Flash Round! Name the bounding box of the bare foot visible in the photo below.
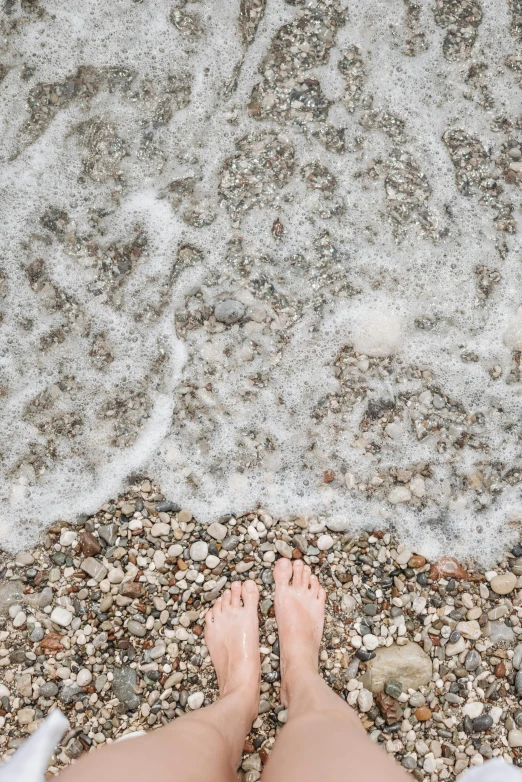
[205,580,260,717]
[273,558,326,706]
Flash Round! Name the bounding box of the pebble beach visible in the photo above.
[4,0,522,777]
[3,481,522,778]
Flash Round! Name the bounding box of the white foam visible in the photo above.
[1,0,522,563]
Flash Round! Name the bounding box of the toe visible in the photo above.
[205,608,214,624]
[213,596,222,615]
[242,579,259,609]
[274,556,292,587]
[222,589,231,609]
[310,574,320,597]
[302,564,311,588]
[318,585,326,602]
[231,580,242,608]
[292,559,304,586]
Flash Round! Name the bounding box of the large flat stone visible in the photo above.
[362,642,433,693]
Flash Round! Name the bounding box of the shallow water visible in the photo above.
[1,0,522,561]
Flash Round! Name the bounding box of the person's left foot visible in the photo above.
[205,580,260,717]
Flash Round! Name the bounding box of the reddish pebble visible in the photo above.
[408,555,426,568]
[323,470,335,483]
[193,625,203,636]
[495,662,506,678]
[292,548,303,559]
[429,556,468,580]
[415,706,432,721]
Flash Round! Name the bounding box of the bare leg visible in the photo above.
[59,580,260,782]
[262,559,409,782]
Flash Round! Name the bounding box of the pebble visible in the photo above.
[50,607,73,627]
[112,667,140,710]
[81,558,107,582]
[187,691,205,710]
[472,715,493,732]
[508,730,522,748]
[190,541,209,561]
[317,534,334,551]
[388,487,411,504]
[357,688,374,712]
[214,299,245,324]
[128,620,146,638]
[15,552,34,567]
[513,644,522,670]
[275,540,293,558]
[363,642,432,693]
[207,522,227,540]
[384,679,403,699]
[76,669,92,686]
[490,572,517,595]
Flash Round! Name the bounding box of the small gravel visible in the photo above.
[2,480,522,779]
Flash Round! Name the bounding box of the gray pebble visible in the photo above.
[214,299,245,324]
[222,536,239,551]
[464,650,481,671]
[30,627,45,643]
[39,682,58,698]
[472,715,493,732]
[128,620,146,638]
[156,501,181,513]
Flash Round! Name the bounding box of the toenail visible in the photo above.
[245,580,256,592]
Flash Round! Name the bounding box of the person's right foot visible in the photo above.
[273,558,326,706]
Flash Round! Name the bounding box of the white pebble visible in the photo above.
[187,692,204,710]
[317,534,334,551]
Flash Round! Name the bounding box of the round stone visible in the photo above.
[207,523,227,540]
[190,541,208,562]
[317,534,334,551]
[13,611,27,628]
[30,626,45,643]
[214,299,245,324]
[363,634,379,651]
[128,620,146,638]
[490,572,517,595]
[76,669,92,687]
[187,691,204,710]
[472,715,493,732]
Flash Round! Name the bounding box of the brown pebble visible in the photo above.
[429,557,468,580]
[415,706,432,721]
[408,555,426,568]
[193,625,203,636]
[79,530,101,557]
[243,740,254,753]
[259,750,269,765]
[495,662,506,678]
[323,470,335,483]
[39,632,65,652]
[292,548,303,559]
[177,559,188,571]
[120,582,143,598]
